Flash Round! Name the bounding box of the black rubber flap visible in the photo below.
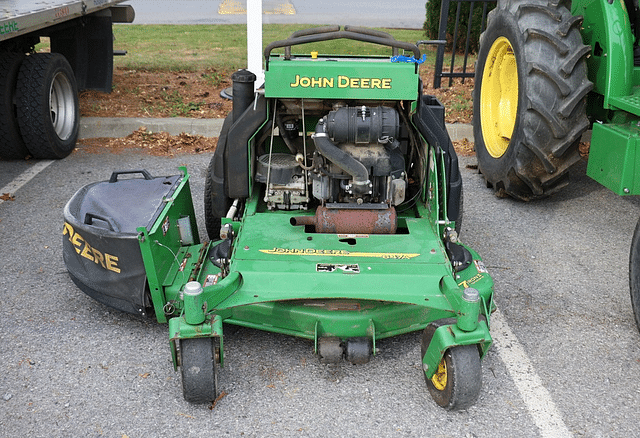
[63,172,181,316]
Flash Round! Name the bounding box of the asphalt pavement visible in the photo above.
[123,0,425,28]
[2,131,640,436]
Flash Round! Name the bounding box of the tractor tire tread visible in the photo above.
[473,0,592,201]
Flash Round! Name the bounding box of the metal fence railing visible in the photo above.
[433,0,495,89]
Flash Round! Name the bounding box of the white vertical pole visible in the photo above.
[247,0,264,90]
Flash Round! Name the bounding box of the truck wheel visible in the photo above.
[629,216,640,332]
[0,53,28,159]
[421,319,482,410]
[180,337,219,403]
[473,0,592,200]
[16,53,79,159]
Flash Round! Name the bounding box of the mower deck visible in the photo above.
[133,174,493,378]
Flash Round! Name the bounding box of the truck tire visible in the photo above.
[16,53,79,159]
[0,53,28,159]
[473,0,592,200]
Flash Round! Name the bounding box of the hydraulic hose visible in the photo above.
[312,119,370,195]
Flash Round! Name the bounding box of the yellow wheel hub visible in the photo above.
[480,36,518,159]
[431,357,448,391]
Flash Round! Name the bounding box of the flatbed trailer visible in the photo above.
[0,0,134,160]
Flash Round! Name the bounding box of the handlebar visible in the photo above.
[264,25,422,69]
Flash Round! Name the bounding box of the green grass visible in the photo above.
[109,24,432,72]
[35,24,473,75]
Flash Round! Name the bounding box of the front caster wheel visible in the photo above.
[421,321,482,410]
[180,337,219,403]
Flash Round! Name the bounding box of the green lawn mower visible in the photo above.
[63,26,494,410]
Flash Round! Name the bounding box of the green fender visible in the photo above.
[573,0,634,104]
[422,321,492,379]
[169,315,224,371]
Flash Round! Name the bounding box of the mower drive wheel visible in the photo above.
[629,216,640,332]
[473,0,592,200]
[180,337,219,404]
[421,320,482,410]
[204,116,233,240]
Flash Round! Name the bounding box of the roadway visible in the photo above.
[122,0,425,28]
[1,145,639,436]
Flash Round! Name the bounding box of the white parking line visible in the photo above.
[0,160,54,205]
[491,308,572,437]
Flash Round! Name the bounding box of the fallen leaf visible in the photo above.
[209,391,228,409]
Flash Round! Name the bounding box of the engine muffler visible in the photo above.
[290,206,397,234]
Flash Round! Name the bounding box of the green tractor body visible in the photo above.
[472,1,640,328]
[65,26,494,409]
[577,0,640,196]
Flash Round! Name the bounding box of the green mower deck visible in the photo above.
[137,165,493,410]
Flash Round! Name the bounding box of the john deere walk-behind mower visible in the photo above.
[63,26,494,410]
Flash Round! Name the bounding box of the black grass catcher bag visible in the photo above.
[63,170,182,317]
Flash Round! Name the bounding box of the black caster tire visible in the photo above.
[180,337,219,403]
[421,320,482,410]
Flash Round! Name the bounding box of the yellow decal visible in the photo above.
[458,273,484,288]
[259,247,419,260]
[63,222,121,273]
[290,74,391,89]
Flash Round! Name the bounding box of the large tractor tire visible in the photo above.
[473,0,593,200]
[16,53,79,159]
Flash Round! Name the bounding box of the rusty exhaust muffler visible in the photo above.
[290,206,397,234]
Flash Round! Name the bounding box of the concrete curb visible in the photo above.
[79,117,226,139]
[80,117,476,143]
